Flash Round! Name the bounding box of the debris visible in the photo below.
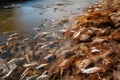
[36,75,48,80]
[4,4,21,9]
[44,54,56,62]
[23,63,38,68]
[91,49,101,53]
[76,59,92,69]
[26,75,38,80]
[36,64,48,70]
[81,67,101,74]
[0,0,120,80]
[59,29,67,33]
[80,34,91,42]
[2,68,15,79]
[33,27,41,32]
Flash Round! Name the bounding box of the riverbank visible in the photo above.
[0,0,120,80]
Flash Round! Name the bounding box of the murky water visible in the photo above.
[0,0,96,34]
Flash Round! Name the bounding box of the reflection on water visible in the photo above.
[0,9,17,32]
[0,0,96,34]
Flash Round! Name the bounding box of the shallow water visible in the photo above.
[0,0,96,34]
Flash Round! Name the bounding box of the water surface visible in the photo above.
[0,0,96,34]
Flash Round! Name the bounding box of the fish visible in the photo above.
[81,67,101,74]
